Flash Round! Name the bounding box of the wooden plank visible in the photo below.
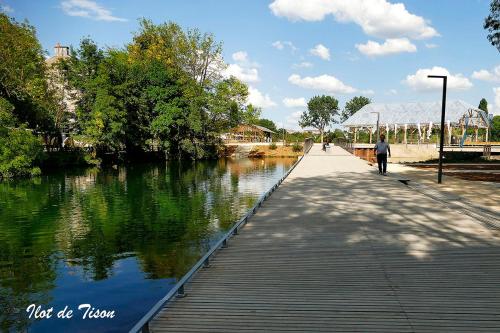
[148,145,500,332]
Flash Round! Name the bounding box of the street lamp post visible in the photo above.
[428,75,447,184]
[370,112,380,143]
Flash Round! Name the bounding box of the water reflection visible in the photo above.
[0,158,296,332]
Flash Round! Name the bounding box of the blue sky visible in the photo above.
[3,0,500,128]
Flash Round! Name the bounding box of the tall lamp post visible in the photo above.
[428,75,447,184]
[370,112,380,143]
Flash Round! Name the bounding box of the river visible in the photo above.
[0,157,296,332]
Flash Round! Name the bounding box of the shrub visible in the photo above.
[292,143,303,152]
[0,127,44,179]
[269,142,278,150]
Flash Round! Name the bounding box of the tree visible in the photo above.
[0,14,58,132]
[0,14,59,177]
[341,96,371,122]
[485,0,500,52]
[242,104,261,126]
[491,115,500,141]
[257,119,277,132]
[299,95,339,143]
[479,98,488,112]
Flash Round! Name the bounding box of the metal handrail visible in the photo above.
[333,138,354,153]
[129,139,311,333]
[303,137,314,154]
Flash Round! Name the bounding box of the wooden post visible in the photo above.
[369,129,372,144]
[486,127,489,143]
[354,128,357,143]
[404,125,407,144]
[475,127,478,143]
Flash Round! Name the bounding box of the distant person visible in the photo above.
[322,140,330,151]
[374,134,391,175]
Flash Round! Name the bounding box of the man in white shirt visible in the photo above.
[373,134,391,175]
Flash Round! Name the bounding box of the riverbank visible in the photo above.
[223,144,304,158]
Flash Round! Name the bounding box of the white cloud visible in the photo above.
[356,38,416,57]
[472,66,500,82]
[386,89,398,95]
[248,87,277,108]
[224,64,259,83]
[272,40,297,52]
[224,51,260,83]
[288,74,356,94]
[232,51,248,62]
[0,3,13,13]
[285,111,303,130]
[494,87,500,115]
[61,0,126,21]
[283,97,307,108]
[361,89,375,95]
[425,43,439,49]
[309,44,331,60]
[269,0,438,40]
[404,66,473,92]
[292,62,313,69]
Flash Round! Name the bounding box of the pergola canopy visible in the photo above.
[342,100,490,129]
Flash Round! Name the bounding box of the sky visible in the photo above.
[2,0,500,129]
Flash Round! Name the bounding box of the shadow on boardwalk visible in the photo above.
[151,146,500,333]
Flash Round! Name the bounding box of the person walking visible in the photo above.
[374,134,391,175]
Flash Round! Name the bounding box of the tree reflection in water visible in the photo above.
[0,157,295,332]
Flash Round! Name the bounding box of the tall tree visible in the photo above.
[341,96,371,122]
[478,98,488,112]
[0,13,58,132]
[491,115,500,141]
[300,95,339,143]
[0,14,54,178]
[257,119,277,132]
[485,0,500,52]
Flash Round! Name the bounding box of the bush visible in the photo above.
[269,142,278,150]
[0,127,44,179]
[292,143,303,152]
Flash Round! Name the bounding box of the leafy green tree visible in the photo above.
[57,20,253,161]
[0,127,43,178]
[0,14,59,177]
[242,104,261,125]
[0,14,57,132]
[491,115,500,141]
[341,96,371,122]
[257,119,277,132]
[300,95,339,143]
[485,0,500,52]
[208,77,249,130]
[479,98,488,112]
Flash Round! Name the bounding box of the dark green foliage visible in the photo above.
[341,96,371,122]
[0,14,58,178]
[300,95,339,142]
[269,142,278,150]
[292,142,303,152]
[258,118,277,132]
[485,0,500,52]
[491,115,500,141]
[479,98,488,112]
[58,20,251,160]
[0,127,43,178]
[1,15,257,178]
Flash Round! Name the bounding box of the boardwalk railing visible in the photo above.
[333,138,354,153]
[304,138,314,154]
[129,139,313,333]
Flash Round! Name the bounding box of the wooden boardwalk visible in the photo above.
[151,144,500,332]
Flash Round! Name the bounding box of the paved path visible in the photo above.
[151,144,500,332]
